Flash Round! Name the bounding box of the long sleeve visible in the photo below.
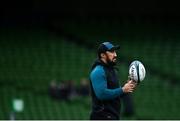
[90,65,124,100]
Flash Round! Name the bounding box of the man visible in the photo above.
[89,42,137,120]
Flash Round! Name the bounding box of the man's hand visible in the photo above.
[122,80,137,93]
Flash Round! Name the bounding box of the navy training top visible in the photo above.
[90,65,124,100]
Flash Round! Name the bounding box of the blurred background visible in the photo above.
[1,0,180,120]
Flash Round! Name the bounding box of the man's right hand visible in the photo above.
[122,80,137,93]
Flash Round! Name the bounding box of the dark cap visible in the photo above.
[97,42,120,57]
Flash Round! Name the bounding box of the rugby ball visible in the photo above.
[129,60,146,83]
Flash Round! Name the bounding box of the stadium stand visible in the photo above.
[0,18,180,119]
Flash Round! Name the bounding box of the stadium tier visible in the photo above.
[60,18,180,81]
[0,23,180,119]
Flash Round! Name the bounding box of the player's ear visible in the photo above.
[101,53,105,58]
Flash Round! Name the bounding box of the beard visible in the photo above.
[107,57,117,66]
